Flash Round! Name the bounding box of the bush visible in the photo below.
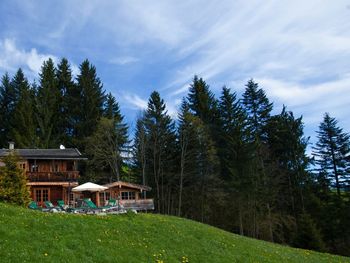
[0,152,30,206]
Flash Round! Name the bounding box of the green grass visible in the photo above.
[0,202,348,263]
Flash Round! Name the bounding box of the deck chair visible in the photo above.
[57,200,68,210]
[44,201,63,212]
[28,201,41,210]
[28,201,50,212]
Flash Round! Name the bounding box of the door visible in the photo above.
[34,188,50,206]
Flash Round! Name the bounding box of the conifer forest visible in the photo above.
[0,58,349,256]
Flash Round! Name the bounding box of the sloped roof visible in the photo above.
[104,181,151,191]
[0,148,86,160]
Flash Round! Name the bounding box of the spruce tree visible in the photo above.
[242,79,275,241]
[313,113,350,196]
[75,59,105,151]
[133,114,147,187]
[217,86,252,234]
[143,91,177,213]
[11,80,38,148]
[187,75,217,125]
[36,58,60,148]
[0,73,17,147]
[56,58,75,146]
[242,79,273,142]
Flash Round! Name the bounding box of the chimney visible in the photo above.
[9,141,14,150]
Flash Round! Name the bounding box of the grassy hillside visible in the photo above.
[0,203,348,263]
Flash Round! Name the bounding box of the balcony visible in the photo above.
[119,199,154,211]
[26,171,80,182]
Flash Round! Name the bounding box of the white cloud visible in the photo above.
[0,38,56,75]
[0,38,79,78]
[123,93,148,110]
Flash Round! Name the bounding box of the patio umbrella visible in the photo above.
[72,182,108,192]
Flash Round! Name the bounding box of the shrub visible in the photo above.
[0,152,30,206]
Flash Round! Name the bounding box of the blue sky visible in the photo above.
[0,0,349,148]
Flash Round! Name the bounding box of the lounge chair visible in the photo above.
[57,200,68,210]
[28,201,41,210]
[44,201,64,212]
[28,201,50,212]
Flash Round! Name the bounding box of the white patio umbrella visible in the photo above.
[72,182,108,192]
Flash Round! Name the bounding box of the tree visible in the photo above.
[242,79,273,142]
[11,80,38,148]
[36,58,60,148]
[143,91,177,213]
[0,152,30,206]
[133,114,147,187]
[242,79,275,241]
[0,72,17,147]
[187,75,218,126]
[57,58,75,146]
[313,113,350,196]
[75,59,105,150]
[217,86,252,234]
[85,117,125,183]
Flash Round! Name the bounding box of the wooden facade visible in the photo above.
[1,145,154,211]
[0,147,84,207]
[103,181,154,210]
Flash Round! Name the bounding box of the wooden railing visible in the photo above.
[120,199,154,211]
[26,171,80,182]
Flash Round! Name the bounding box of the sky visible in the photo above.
[0,0,349,149]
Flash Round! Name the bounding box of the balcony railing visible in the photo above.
[120,199,154,211]
[26,171,80,182]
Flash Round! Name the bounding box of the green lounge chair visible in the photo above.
[44,201,64,212]
[28,201,50,212]
[57,200,67,210]
[28,201,41,210]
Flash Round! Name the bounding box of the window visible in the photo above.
[34,188,50,203]
[19,163,26,170]
[121,191,136,200]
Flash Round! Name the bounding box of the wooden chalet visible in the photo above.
[103,181,154,210]
[0,143,86,206]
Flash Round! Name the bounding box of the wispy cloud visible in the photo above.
[1,0,349,135]
[122,93,148,110]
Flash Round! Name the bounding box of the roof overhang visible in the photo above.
[104,181,151,191]
[27,182,79,187]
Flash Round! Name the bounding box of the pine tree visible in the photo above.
[11,80,38,148]
[187,75,218,126]
[0,73,17,147]
[217,86,252,234]
[36,58,60,148]
[313,113,350,196]
[242,79,273,142]
[133,114,147,187]
[0,152,30,206]
[56,58,75,146]
[75,59,105,151]
[143,91,177,213]
[242,79,275,241]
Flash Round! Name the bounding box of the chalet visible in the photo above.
[0,142,154,211]
[103,181,154,210]
[0,142,85,206]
